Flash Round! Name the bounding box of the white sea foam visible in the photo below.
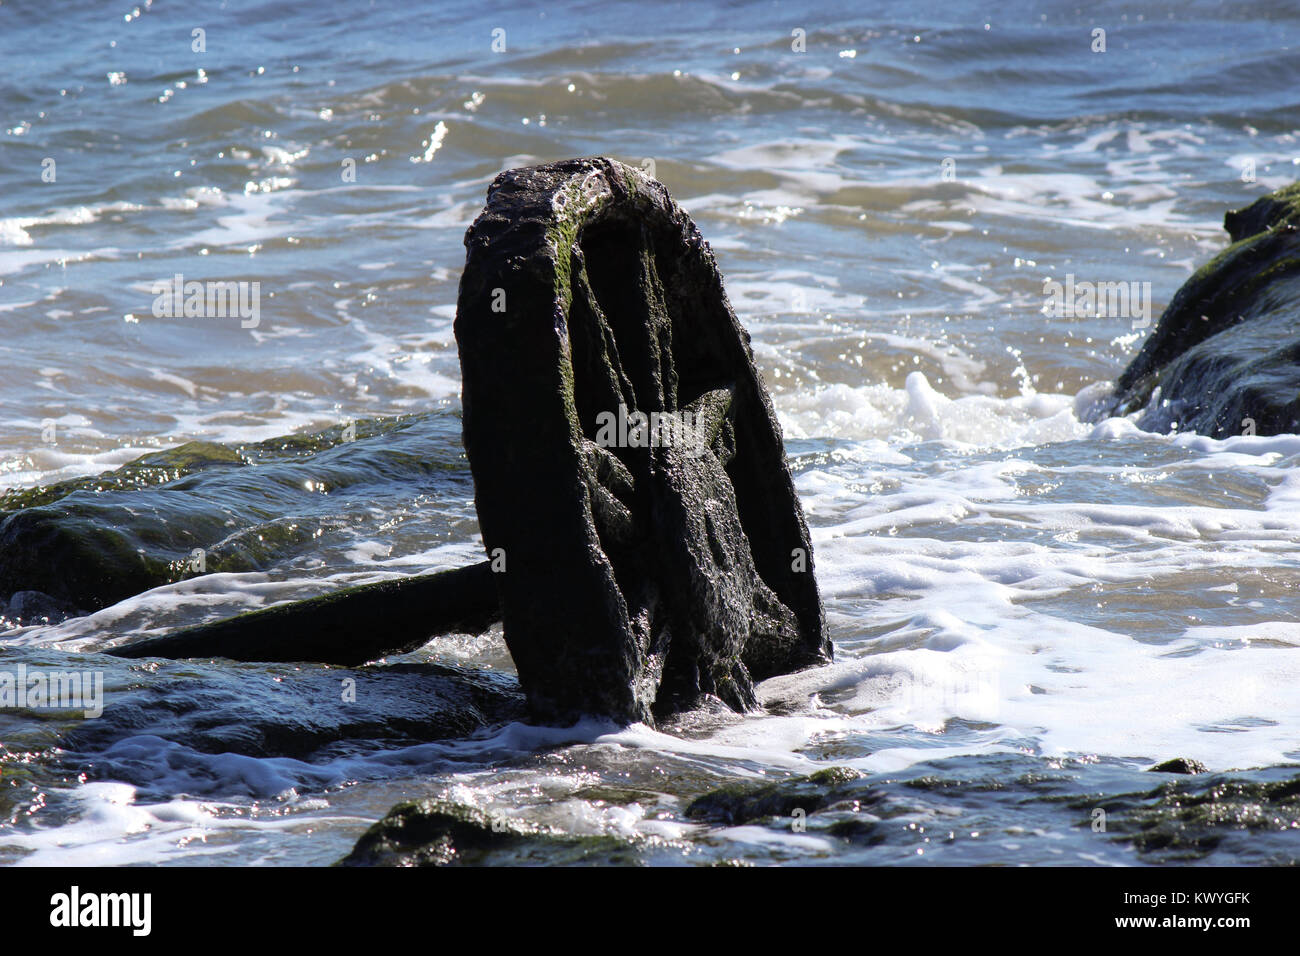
[776,371,1084,447]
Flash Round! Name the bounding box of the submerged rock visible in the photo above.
[0,414,469,613]
[1105,772,1300,862]
[686,766,866,825]
[1149,757,1209,775]
[0,590,83,628]
[1097,182,1300,436]
[60,660,524,768]
[108,562,499,666]
[455,158,829,725]
[339,798,638,866]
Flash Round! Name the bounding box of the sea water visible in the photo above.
[2,0,1299,865]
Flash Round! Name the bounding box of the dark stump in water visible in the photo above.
[1095,182,1300,436]
[91,157,828,726]
[454,158,828,724]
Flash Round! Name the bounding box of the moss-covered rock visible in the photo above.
[0,750,44,826]
[0,441,243,514]
[0,412,468,616]
[686,766,865,824]
[339,798,639,866]
[1119,774,1300,860]
[1098,182,1300,436]
[1059,767,1300,862]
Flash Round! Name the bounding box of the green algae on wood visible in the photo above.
[455,157,829,727]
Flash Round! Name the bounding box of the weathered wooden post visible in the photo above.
[454,158,828,724]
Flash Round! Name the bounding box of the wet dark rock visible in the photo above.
[686,766,865,825]
[0,753,46,827]
[0,414,469,614]
[339,798,638,866]
[60,660,524,768]
[1149,757,1209,775]
[679,765,898,855]
[1114,773,1300,861]
[0,440,243,513]
[1,590,83,628]
[1097,182,1300,436]
[1,441,258,612]
[1058,765,1300,863]
[108,561,499,666]
[824,816,885,845]
[455,157,829,725]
